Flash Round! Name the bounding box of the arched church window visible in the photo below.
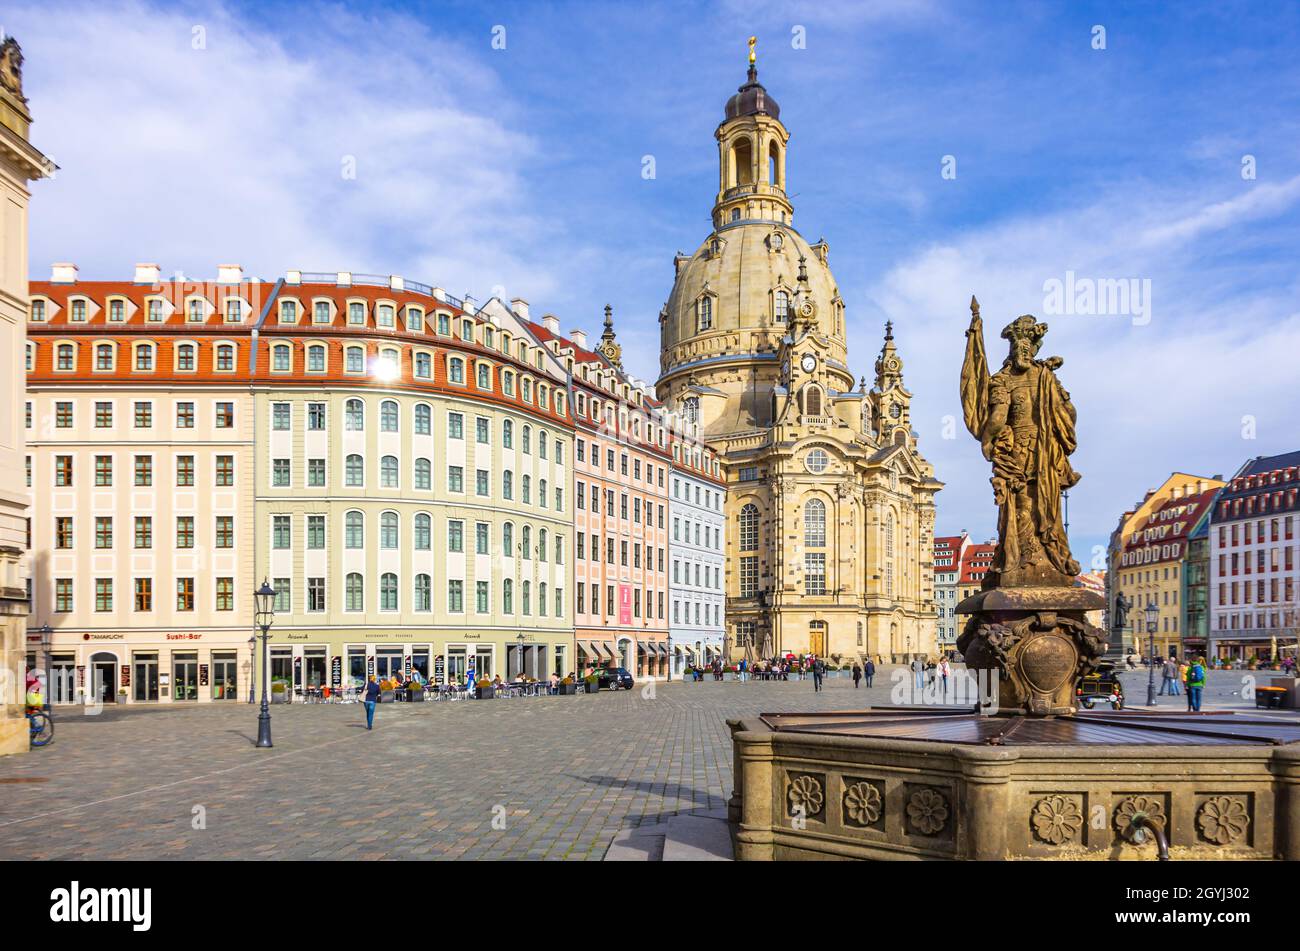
[805,448,829,474]
[684,397,699,425]
[730,209,741,222]
[803,385,822,417]
[697,297,713,332]
[739,503,759,551]
[774,290,789,322]
[804,498,826,547]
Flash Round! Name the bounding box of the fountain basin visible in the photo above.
[726,707,1300,860]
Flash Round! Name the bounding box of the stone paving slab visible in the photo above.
[0,668,1290,861]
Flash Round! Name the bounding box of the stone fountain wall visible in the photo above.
[727,718,1300,860]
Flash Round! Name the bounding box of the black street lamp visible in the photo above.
[515,632,526,679]
[1145,598,1159,707]
[38,624,52,712]
[254,579,276,748]
[247,635,256,704]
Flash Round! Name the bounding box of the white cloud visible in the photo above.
[11,0,575,300]
[861,175,1300,549]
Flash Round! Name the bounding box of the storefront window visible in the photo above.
[446,647,467,686]
[347,648,366,689]
[303,648,327,689]
[133,652,159,701]
[211,651,238,700]
[172,652,199,701]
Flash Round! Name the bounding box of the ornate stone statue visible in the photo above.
[961,296,1080,588]
[1112,591,1131,633]
[957,296,1106,716]
[0,38,24,100]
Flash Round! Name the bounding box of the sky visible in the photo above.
[7,0,1300,568]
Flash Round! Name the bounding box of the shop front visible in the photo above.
[25,630,252,705]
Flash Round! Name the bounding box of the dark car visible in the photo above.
[1077,662,1124,710]
[595,666,634,691]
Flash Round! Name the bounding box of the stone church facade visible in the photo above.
[655,59,941,664]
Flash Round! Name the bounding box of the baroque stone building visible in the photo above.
[655,59,941,663]
[1,36,51,754]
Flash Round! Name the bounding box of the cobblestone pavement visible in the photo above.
[0,667,1292,861]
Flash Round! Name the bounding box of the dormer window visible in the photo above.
[476,362,491,389]
[307,344,326,372]
[502,370,514,396]
[697,296,713,331]
[346,301,364,326]
[483,327,494,348]
[405,307,423,332]
[415,352,432,378]
[377,304,395,329]
[108,300,126,322]
[30,300,45,322]
[224,299,242,323]
[437,313,451,335]
[316,301,334,324]
[449,357,465,384]
[186,299,205,322]
[461,319,474,342]
[147,299,164,322]
[774,290,789,323]
[71,299,87,322]
[279,300,298,323]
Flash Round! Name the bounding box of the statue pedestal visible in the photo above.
[956,586,1107,717]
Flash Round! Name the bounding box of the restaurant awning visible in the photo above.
[656,642,669,656]
[596,642,616,661]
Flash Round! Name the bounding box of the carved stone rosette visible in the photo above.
[1196,796,1250,846]
[1031,794,1083,845]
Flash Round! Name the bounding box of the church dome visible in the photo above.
[725,65,780,121]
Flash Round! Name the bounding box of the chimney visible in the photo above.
[217,264,243,284]
[134,263,161,285]
[542,314,560,334]
[389,275,404,291]
[1171,485,1181,500]
[1196,479,1205,493]
[511,298,530,320]
[336,271,352,287]
[570,329,588,349]
[463,294,477,314]
[285,269,302,285]
[50,262,78,284]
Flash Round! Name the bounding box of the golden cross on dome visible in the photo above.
[748,36,757,65]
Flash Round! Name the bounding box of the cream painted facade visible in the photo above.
[253,386,574,687]
[24,384,257,704]
[1,36,50,752]
[656,63,941,664]
[253,287,575,690]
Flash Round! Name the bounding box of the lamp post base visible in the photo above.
[255,702,273,748]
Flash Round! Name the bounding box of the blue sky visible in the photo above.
[9,0,1300,567]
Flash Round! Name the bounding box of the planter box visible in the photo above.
[558,683,578,695]
[406,688,425,702]
[584,681,601,694]
[380,689,395,703]
[476,685,495,700]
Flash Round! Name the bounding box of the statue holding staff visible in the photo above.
[961,297,1081,587]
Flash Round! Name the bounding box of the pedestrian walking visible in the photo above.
[813,656,825,693]
[1186,656,1206,712]
[852,663,862,688]
[362,675,381,730]
[864,658,875,688]
[939,657,950,698]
